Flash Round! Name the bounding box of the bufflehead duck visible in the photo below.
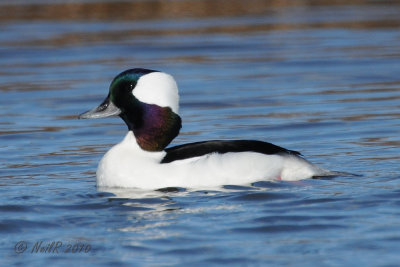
[79,68,336,189]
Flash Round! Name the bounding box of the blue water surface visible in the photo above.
[1,1,400,266]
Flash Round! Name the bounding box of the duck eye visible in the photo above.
[121,82,134,93]
[125,82,135,93]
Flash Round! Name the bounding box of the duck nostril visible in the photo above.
[99,101,109,111]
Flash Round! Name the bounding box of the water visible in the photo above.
[1,1,400,265]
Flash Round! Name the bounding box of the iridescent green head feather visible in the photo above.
[79,68,182,151]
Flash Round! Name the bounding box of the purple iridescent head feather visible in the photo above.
[79,68,182,152]
[133,103,181,151]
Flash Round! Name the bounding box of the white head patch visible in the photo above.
[133,72,179,114]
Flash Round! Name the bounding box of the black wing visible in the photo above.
[161,140,301,164]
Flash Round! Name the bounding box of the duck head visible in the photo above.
[79,68,182,152]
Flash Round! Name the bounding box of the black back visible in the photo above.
[161,140,301,163]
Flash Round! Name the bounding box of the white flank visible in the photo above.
[96,132,327,189]
[133,72,179,113]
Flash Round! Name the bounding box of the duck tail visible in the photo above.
[312,169,360,178]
